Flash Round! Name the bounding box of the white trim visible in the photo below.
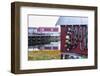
[20,6,95,70]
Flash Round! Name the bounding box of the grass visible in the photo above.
[28,50,61,60]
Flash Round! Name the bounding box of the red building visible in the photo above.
[61,25,88,57]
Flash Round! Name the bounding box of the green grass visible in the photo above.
[28,50,61,60]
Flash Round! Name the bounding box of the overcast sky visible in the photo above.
[29,15,88,27]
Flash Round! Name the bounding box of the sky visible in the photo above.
[29,15,88,27]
